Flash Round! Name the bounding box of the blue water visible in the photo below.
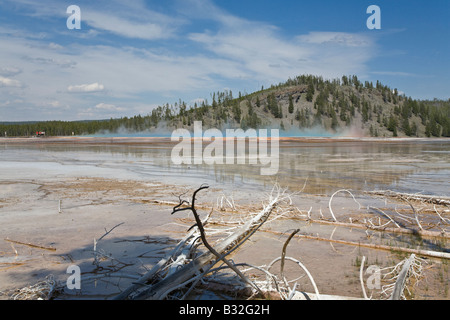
[82,125,339,139]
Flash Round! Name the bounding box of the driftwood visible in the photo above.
[381,254,426,300]
[267,256,321,300]
[92,223,125,269]
[296,216,449,239]
[265,230,450,260]
[3,239,56,252]
[113,225,202,300]
[359,256,369,300]
[114,185,287,300]
[6,275,57,300]
[280,229,300,287]
[145,188,450,240]
[113,186,448,300]
[366,190,450,206]
[358,253,426,300]
[230,228,322,300]
[170,185,262,295]
[303,188,450,241]
[328,189,362,222]
[389,254,415,300]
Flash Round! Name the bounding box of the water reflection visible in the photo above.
[1,139,449,196]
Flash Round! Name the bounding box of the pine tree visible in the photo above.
[411,121,418,137]
[306,83,315,102]
[402,118,412,136]
[232,101,241,123]
[288,95,294,114]
[387,114,398,136]
[267,93,281,118]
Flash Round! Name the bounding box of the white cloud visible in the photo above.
[76,102,127,120]
[0,66,22,77]
[371,71,417,77]
[95,103,124,111]
[188,22,374,83]
[84,11,175,41]
[24,56,77,69]
[47,100,62,108]
[67,82,105,93]
[0,76,23,88]
[48,42,63,50]
[67,0,187,41]
[1,0,184,41]
[296,32,372,47]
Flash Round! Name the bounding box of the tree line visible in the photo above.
[1,74,449,137]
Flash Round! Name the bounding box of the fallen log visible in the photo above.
[170,186,262,295]
[366,190,450,206]
[389,254,415,300]
[116,187,284,300]
[113,221,202,300]
[291,216,449,239]
[3,239,56,252]
[265,230,450,260]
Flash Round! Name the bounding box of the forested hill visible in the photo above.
[2,75,449,138]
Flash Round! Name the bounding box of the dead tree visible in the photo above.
[114,184,286,300]
[170,185,262,295]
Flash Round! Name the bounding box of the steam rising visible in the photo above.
[87,121,367,138]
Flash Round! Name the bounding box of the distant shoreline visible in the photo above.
[1,135,449,145]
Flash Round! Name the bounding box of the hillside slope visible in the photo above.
[166,75,449,138]
[1,75,449,138]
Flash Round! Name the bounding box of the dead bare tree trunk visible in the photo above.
[366,190,450,206]
[389,254,415,300]
[115,185,283,300]
[170,185,262,295]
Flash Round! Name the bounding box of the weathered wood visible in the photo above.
[280,229,300,288]
[268,256,321,300]
[389,254,415,300]
[359,256,369,300]
[4,239,56,252]
[366,190,450,206]
[171,186,261,295]
[130,197,279,300]
[113,226,199,300]
[265,230,450,260]
[289,216,449,239]
[328,189,361,222]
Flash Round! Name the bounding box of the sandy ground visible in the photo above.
[0,137,449,300]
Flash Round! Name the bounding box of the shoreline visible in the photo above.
[1,135,449,145]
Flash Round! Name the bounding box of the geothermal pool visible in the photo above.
[1,137,449,197]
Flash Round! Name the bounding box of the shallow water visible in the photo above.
[1,138,449,300]
[1,139,449,197]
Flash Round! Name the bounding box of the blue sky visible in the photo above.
[0,0,448,121]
